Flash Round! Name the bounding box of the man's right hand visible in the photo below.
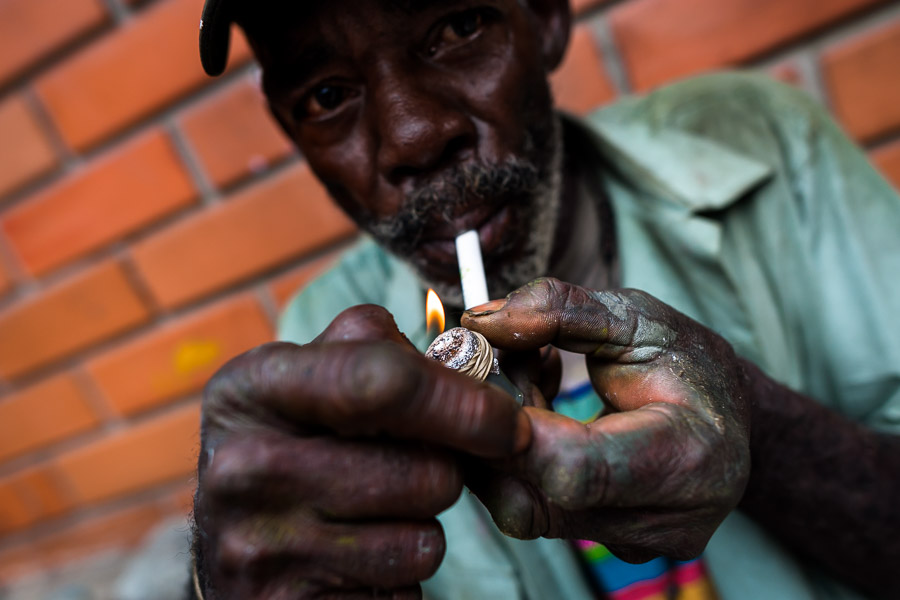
[192,305,530,599]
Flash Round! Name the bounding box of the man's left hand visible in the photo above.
[461,278,752,563]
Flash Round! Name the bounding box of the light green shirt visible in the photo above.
[279,72,900,600]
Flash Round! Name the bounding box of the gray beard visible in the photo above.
[396,116,563,310]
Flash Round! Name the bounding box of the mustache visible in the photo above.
[366,158,540,246]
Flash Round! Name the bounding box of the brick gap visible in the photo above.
[164,120,221,206]
[0,266,308,403]
[117,248,163,317]
[0,88,86,214]
[63,60,260,167]
[213,149,304,198]
[861,127,900,151]
[871,132,900,153]
[110,392,202,431]
[0,165,71,214]
[71,366,120,424]
[255,284,280,329]
[0,17,118,100]
[139,224,358,318]
[743,49,823,105]
[0,476,193,556]
[20,87,82,169]
[0,228,29,292]
[98,0,131,25]
[0,420,119,482]
[578,0,631,20]
[586,13,632,95]
[3,190,205,290]
[730,0,900,78]
[795,50,831,109]
[0,394,199,488]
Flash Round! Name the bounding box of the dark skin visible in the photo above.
[192,1,900,598]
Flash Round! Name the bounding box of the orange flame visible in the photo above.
[426,289,445,335]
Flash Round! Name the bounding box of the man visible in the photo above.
[191,1,900,598]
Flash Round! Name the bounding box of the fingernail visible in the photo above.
[466,298,507,317]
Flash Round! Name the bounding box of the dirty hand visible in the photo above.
[461,278,752,563]
[192,305,530,599]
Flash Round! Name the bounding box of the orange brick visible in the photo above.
[823,20,900,142]
[35,0,251,151]
[87,295,273,416]
[571,0,608,15]
[180,77,295,188]
[0,95,58,198]
[7,466,73,521]
[611,0,888,91]
[162,481,196,515]
[269,251,344,309]
[57,401,200,504]
[0,260,12,299]
[872,140,900,191]
[0,375,100,462]
[0,0,109,86]
[0,465,72,535]
[0,483,33,535]
[132,163,357,309]
[0,261,150,380]
[2,130,197,276]
[0,541,40,583]
[0,501,169,581]
[551,25,616,115]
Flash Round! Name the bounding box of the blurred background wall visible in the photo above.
[0,0,898,596]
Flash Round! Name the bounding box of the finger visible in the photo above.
[497,349,548,409]
[466,463,718,560]
[204,341,531,457]
[216,516,445,589]
[203,432,463,519]
[315,304,416,349]
[496,347,560,410]
[461,278,674,361]
[497,405,746,511]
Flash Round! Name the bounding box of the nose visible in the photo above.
[372,69,476,186]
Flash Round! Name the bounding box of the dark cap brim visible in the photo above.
[199,0,232,76]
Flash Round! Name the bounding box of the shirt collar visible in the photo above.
[577,108,773,212]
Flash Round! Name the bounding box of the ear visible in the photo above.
[525,0,571,72]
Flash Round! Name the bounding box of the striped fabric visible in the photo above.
[575,541,718,600]
[554,381,718,600]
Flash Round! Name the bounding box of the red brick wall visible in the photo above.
[1,0,899,585]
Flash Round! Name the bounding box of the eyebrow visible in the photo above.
[391,0,466,14]
[264,42,337,95]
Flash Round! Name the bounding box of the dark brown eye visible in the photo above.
[450,10,482,39]
[440,10,483,45]
[296,85,350,120]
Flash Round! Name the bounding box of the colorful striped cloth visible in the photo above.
[575,540,717,600]
[554,381,719,600]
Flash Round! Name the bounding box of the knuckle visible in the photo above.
[401,524,446,580]
[338,345,422,416]
[542,443,600,508]
[418,458,464,514]
[333,304,394,327]
[203,342,296,413]
[216,528,268,573]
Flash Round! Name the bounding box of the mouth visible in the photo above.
[416,203,517,280]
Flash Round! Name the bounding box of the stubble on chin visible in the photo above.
[403,116,564,310]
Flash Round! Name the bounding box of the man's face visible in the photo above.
[242,0,567,306]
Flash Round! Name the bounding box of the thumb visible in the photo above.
[461,278,674,362]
